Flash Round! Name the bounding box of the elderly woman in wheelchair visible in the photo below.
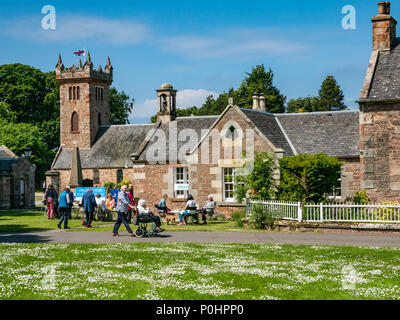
[135,199,165,238]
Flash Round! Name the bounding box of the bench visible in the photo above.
[184,207,200,225]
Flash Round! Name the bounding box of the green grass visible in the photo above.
[0,242,399,300]
[0,210,111,233]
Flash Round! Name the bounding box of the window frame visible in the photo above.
[223,167,240,202]
[174,167,189,198]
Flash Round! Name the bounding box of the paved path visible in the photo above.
[0,230,400,247]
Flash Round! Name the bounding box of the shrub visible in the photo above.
[104,182,116,190]
[232,211,246,228]
[352,190,370,204]
[249,204,281,230]
[116,179,131,189]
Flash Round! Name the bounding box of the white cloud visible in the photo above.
[160,27,310,60]
[132,89,220,119]
[2,15,150,44]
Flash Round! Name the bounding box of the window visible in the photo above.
[226,126,239,140]
[93,170,100,185]
[77,86,80,100]
[117,169,123,184]
[223,168,242,202]
[73,87,76,100]
[71,112,79,132]
[174,167,189,198]
[69,87,72,100]
[327,179,342,199]
[98,113,102,126]
[95,87,104,101]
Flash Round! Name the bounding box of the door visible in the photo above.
[19,179,25,208]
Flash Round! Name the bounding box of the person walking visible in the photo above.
[82,189,96,228]
[127,186,135,224]
[57,187,71,230]
[112,186,135,237]
[44,185,58,220]
[42,180,47,194]
[66,186,74,220]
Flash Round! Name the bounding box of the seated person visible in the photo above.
[137,199,165,233]
[105,193,116,221]
[95,193,107,221]
[200,195,216,225]
[179,194,197,225]
[158,194,170,213]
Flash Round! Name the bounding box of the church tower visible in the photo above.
[56,53,113,149]
[156,83,177,123]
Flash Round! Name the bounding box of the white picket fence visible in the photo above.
[246,200,400,224]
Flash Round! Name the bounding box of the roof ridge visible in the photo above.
[276,110,359,116]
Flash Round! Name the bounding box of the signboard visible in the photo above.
[175,184,189,191]
[75,187,106,202]
[110,189,121,202]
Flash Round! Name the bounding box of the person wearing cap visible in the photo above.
[57,187,71,230]
[112,185,135,237]
[66,186,74,220]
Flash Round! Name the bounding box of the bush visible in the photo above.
[249,204,281,230]
[116,179,131,189]
[104,182,116,190]
[232,211,246,228]
[352,190,370,204]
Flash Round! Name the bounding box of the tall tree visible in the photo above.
[237,65,286,113]
[318,75,347,111]
[109,88,135,125]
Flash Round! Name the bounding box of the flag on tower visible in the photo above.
[74,49,86,57]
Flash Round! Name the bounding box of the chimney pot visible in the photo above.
[378,1,390,15]
[252,94,259,110]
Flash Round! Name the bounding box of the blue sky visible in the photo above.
[0,1,396,123]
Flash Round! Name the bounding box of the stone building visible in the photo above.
[47,2,400,212]
[0,146,36,210]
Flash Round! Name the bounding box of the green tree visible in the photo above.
[109,88,135,125]
[234,152,277,203]
[286,96,321,113]
[277,153,343,203]
[0,119,55,184]
[318,75,347,111]
[236,65,286,113]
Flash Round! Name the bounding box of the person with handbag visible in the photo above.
[112,186,135,237]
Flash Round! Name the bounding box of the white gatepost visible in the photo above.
[320,203,324,222]
[297,202,303,222]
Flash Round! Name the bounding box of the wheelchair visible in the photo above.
[135,214,159,238]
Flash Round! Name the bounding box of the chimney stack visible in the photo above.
[372,1,397,51]
[252,94,259,110]
[258,94,266,112]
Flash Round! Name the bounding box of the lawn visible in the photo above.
[0,242,399,300]
[0,210,111,233]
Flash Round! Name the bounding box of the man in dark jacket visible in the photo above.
[66,186,74,220]
[82,189,96,228]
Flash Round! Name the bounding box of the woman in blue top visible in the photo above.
[112,186,135,237]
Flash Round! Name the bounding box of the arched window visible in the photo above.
[117,170,123,184]
[77,86,80,100]
[71,111,79,132]
[226,126,239,140]
[93,170,100,185]
[101,88,104,101]
[69,87,72,100]
[98,113,101,126]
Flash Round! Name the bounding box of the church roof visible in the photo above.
[276,110,360,158]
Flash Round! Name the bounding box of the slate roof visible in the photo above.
[0,159,20,171]
[53,124,157,169]
[52,109,360,169]
[276,111,360,158]
[240,109,294,156]
[368,38,400,101]
[138,116,219,162]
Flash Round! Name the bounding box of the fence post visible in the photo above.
[298,202,303,222]
[320,203,324,222]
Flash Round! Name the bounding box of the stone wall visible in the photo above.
[0,175,11,210]
[360,103,400,201]
[341,158,361,200]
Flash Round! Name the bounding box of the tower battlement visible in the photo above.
[56,52,113,84]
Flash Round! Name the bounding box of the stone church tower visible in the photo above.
[359,1,400,200]
[56,53,113,149]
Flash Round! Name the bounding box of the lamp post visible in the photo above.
[23,147,32,158]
